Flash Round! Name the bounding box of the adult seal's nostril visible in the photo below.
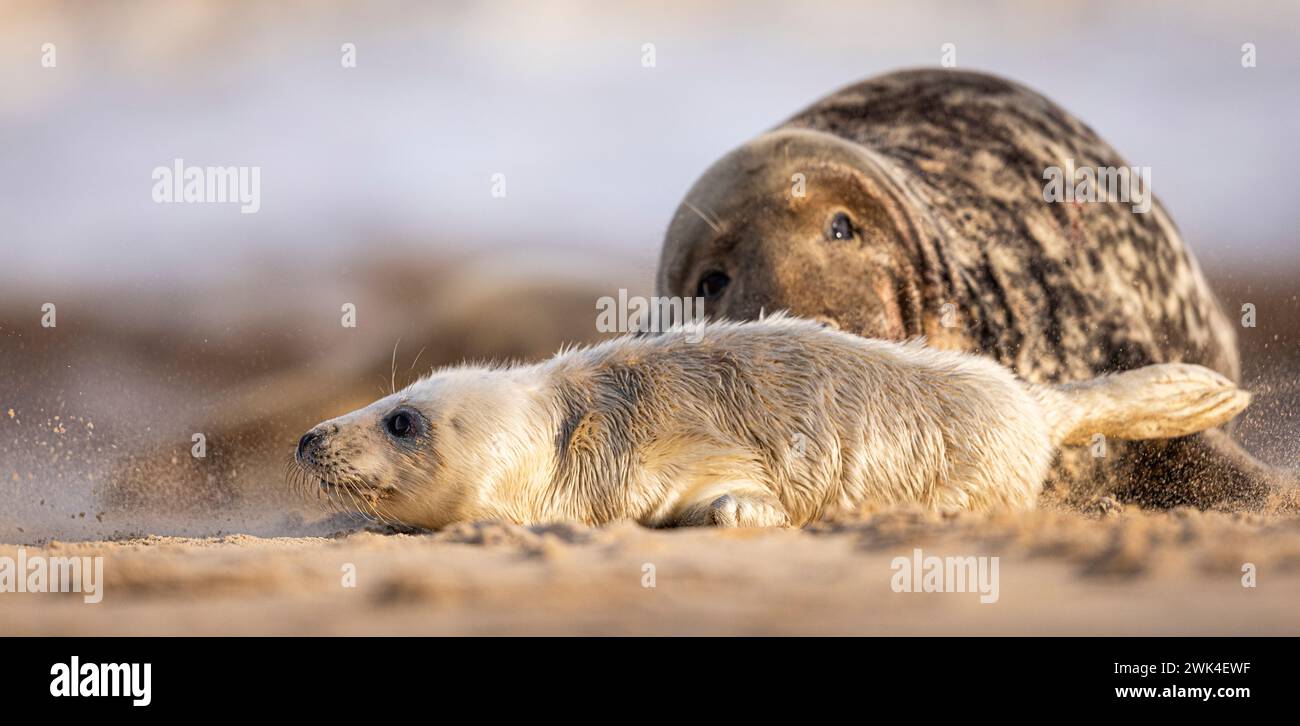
[296,431,322,460]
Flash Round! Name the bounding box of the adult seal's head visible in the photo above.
[659,128,934,340]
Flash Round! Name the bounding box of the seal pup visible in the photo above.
[657,68,1285,508]
[291,316,1249,528]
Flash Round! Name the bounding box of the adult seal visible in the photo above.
[657,68,1285,509]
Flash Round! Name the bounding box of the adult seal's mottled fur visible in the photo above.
[657,69,1285,509]
[291,316,1247,529]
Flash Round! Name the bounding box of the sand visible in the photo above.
[2,505,1299,636]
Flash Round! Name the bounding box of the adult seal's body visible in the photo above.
[657,69,1283,508]
[292,317,1247,528]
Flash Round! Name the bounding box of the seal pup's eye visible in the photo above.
[828,212,855,241]
[696,271,730,300]
[384,409,418,439]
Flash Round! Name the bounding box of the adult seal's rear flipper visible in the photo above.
[1114,430,1296,510]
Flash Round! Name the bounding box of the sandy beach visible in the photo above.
[3,504,1299,636]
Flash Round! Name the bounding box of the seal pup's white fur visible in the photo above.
[292,315,1249,528]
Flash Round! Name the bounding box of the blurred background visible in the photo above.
[1,0,1297,541]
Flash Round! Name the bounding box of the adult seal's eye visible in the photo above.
[828,212,855,241]
[385,410,414,438]
[696,271,730,300]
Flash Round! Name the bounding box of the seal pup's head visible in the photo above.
[656,127,931,340]
[292,366,546,528]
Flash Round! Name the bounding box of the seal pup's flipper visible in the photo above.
[668,484,791,528]
[1037,363,1250,447]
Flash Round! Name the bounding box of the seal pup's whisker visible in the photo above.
[390,338,401,395]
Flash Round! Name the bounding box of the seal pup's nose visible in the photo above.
[297,424,341,461]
